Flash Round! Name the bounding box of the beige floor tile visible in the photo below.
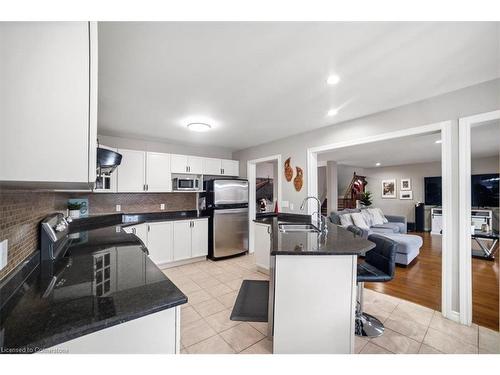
[205,266,226,276]
[180,348,188,354]
[179,264,201,275]
[176,279,202,293]
[479,326,500,354]
[162,267,184,277]
[248,321,268,336]
[423,327,478,354]
[217,291,239,309]
[360,342,393,354]
[429,311,478,346]
[181,305,202,325]
[206,282,233,297]
[390,300,434,327]
[185,334,236,354]
[363,290,399,314]
[240,338,273,354]
[181,319,217,347]
[192,298,227,317]
[220,322,265,352]
[247,272,269,281]
[370,328,421,354]
[418,343,442,354]
[215,272,241,283]
[354,337,369,354]
[363,303,391,323]
[204,309,241,333]
[189,271,212,283]
[384,314,429,342]
[225,278,244,291]
[186,289,212,305]
[198,276,221,288]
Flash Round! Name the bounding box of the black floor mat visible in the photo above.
[230,280,269,322]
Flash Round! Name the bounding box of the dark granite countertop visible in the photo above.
[269,218,375,256]
[0,226,187,353]
[253,212,312,225]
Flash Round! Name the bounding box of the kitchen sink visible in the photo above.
[278,223,319,233]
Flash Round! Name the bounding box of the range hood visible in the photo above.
[96,147,122,176]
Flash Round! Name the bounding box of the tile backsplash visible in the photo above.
[0,190,196,280]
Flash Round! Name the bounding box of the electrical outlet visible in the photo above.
[0,239,8,271]
[116,204,121,212]
[160,203,165,210]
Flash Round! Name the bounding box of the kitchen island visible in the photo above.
[267,217,375,354]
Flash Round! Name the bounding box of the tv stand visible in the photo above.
[431,208,493,235]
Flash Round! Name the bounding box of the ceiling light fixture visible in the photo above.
[327,108,339,117]
[327,74,340,85]
[375,162,381,166]
[187,122,211,132]
[435,139,442,144]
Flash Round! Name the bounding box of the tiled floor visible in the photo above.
[162,253,500,355]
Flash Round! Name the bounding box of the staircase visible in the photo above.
[339,172,368,210]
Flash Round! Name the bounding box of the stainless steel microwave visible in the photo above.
[173,177,201,191]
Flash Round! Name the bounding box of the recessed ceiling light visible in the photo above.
[327,74,340,85]
[327,108,339,117]
[187,122,211,132]
[435,139,442,144]
[375,162,381,166]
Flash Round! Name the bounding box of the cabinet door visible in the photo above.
[203,158,222,176]
[254,223,271,271]
[191,219,208,258]
[133,223,148,245]
[0,22,93,186]
[187,156,203,175]
[171,154,188,174]
[221,160,239,176]
[117,149,146,192]
[147,222,173,265]
[146,152,171,192]
[173,221,192,261]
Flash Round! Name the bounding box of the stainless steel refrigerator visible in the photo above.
[203,179,249,260]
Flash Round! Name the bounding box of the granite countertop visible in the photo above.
[269,217,375,256]
[0,225,187,353]
[253,212,312,225]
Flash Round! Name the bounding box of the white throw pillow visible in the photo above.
[367,208,384,225]
[361,209,373,227]
[351,212,370,230]
[339,214,353,227]
[375,208,389,223]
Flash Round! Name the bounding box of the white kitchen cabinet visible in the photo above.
[0,22,97,189]
[117,149,146,192]
[173,221,192,261]
[147,222,174,264]
[221,159,240,177]
[254,223,271,271]
[191,219,209,257]
[146,152,172,192]
[171,154,203,174]
[203,158,222,176]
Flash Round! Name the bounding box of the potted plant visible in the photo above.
[68,202,82,219]
[360,191,373,207]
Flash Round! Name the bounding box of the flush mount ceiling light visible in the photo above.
[375,162,381,166]
[327,74,341,85]
[435,139,442,144]
[327,108,339,117]
[187,122,211,132]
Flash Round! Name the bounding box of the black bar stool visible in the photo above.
[353,233,397,337]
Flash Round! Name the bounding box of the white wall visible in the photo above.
[256,161,275,178]
[98,134,233,159]
[232,78,500,314]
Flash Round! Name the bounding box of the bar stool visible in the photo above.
[354,233,397,337]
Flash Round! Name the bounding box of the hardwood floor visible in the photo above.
[365,232,499,331]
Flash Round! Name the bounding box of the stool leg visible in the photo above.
[355,282,384,337]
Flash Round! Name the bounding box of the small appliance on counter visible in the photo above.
[201,179,249,260]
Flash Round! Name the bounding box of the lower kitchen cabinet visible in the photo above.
[173,221,192,261]
[254,222,271,272]
[147,222,174,264]
[191,219,208,257]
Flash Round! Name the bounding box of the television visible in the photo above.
[424,174,499,207]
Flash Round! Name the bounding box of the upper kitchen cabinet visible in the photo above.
[171,154,203,174]
[0,22,98,189]
[221,159,239,177]
[202,158,239,176]
[145,152,172,192]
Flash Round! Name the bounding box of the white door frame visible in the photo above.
[306,120,456,320]
[458,110,500,326]
[247,154,282,253]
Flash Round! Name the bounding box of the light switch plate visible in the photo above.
[0,239,8,270]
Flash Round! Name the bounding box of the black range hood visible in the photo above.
[97,147,122,176]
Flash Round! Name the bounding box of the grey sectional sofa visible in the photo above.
[330,208,422,266]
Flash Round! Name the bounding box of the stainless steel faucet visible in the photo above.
[300,196,327,233]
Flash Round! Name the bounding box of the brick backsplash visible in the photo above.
[0,190,196,281]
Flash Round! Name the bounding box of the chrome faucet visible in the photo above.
[300,196,327,234]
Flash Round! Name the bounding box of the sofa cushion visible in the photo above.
[380,233,423,255]
[351,212,370,230]
[339,214,353,227]
[367,208,385,225]
[371,223,401,233]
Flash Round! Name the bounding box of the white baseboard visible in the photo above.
[444,310,461,323]
[256,265,270,275]
[158,256,207,269]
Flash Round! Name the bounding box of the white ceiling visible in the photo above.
[318,120,500,168]
[97,22,500,151]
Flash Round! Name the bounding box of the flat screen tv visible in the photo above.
[424,174,499,207]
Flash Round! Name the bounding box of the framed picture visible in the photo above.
[400,178,411,191]
[381,179,396,198]
[400,191,413,200]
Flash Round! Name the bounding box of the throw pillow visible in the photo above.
[361,209,373,227]
[368,208,384,226]
[375,208,389,223]
[351,212,370,230]
[339,214,353,227]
